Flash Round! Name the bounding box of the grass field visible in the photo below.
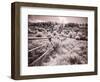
[28,37,87,66]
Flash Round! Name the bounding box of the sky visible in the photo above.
[28,15,88,24]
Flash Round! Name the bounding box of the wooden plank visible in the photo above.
[28,44,46,52]
[30,47,53,66]
[28,37,48,40]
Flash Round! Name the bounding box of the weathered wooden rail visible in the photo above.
[30,47,54,66]
[28,44,46,52]
[28,36,54,66]
[28,37,49,40]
